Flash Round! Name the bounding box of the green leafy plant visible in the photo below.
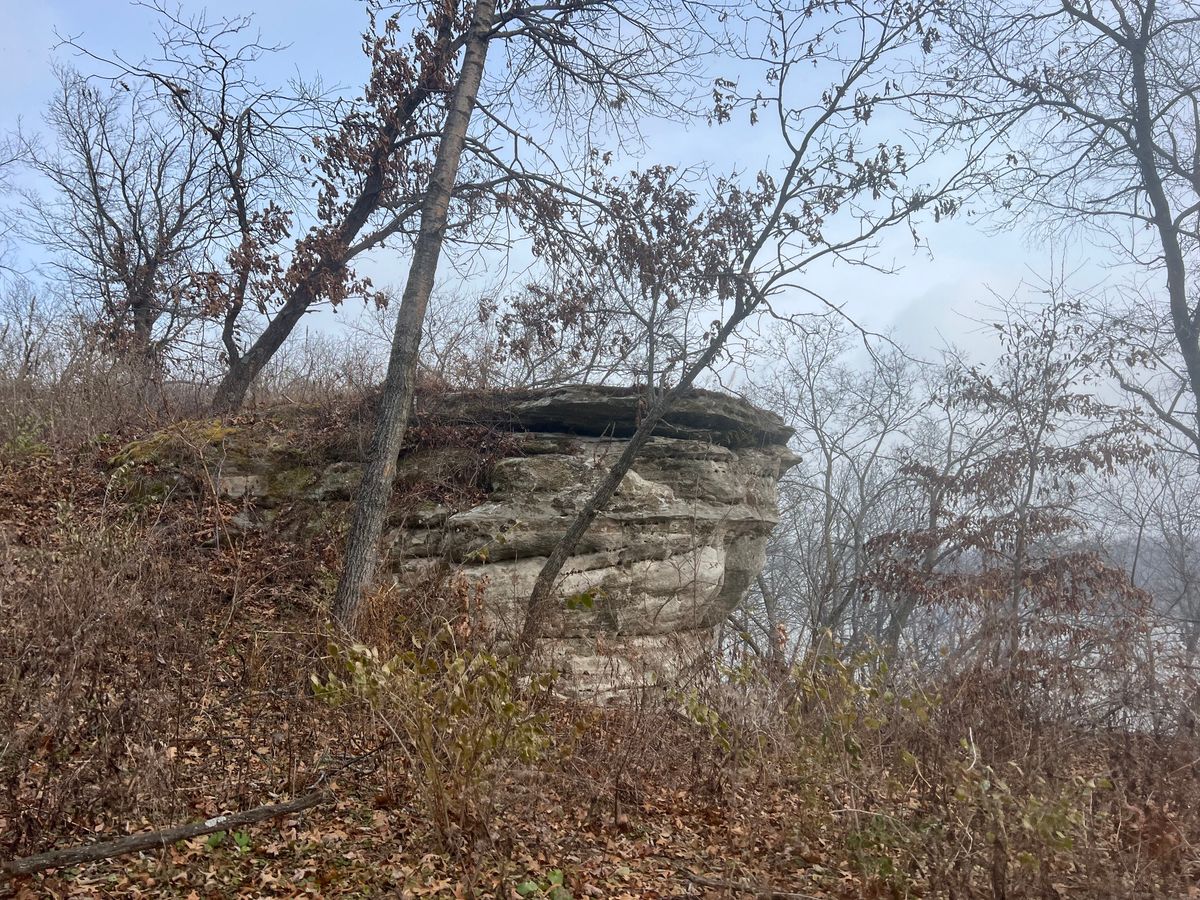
[0,417,50,463]
[563,590,598,612]
[515,868,573,899]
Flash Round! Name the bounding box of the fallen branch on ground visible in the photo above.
[2,789,330,878]
[683,871,820,900]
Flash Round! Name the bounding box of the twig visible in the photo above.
[682,871,821,899]
[2,789,329,878]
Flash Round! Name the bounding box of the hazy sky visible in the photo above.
[2,0,1112,363]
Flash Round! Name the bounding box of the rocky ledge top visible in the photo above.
[419,384,794,450]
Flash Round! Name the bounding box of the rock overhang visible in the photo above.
[393,385,798,698]
[419,384,797,451]
[116,385,798,700]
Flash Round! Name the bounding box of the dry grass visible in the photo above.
[0,439,353,857]
[0,398,1198,898]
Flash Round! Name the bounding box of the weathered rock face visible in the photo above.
[387,386,797,697]
[131,386,795,698]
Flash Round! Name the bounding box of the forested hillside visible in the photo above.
[2,0,1199,896]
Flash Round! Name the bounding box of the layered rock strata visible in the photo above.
[387,386,797,696]
[136,386,796,697]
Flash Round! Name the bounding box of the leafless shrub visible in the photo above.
[0,501,207,851]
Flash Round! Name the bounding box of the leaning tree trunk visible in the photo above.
[209,19,457,416]
[1128,40,1200,458]
[331,0,496,632]
[210,281,318,413]
[517,297,754,649]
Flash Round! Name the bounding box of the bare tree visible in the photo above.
[212,0,701,415]
[873,357,1006,658]
[207,2,472,412]
[743,320,922,661]
[21,68,217,364]
[61,2,329,374]
[0,136,21,273]
[1084,441,1200,726]
[49,1,490,406]
[332,0,498,630]
[939,0,1200,454]
[0,279,59,383]
[496,163,755,391]
[20,4,323,376]
[516,0,988,647]
[868,292,1150,671]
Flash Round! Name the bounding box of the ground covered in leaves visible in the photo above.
[2,411,1199,898]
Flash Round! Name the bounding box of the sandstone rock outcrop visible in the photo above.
[121,386,796,697]
[388,386,797,696]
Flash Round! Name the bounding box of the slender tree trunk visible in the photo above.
[211,281,317,413]
[757,574,784,671]
[1128,40,1200,454]
[331,0,496,632]
[885,488,943,656]
[1182,622,1200,735]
